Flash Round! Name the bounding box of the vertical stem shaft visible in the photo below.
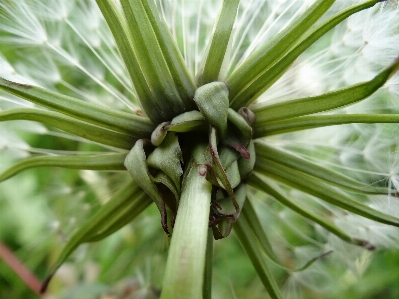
[160,161,212,299]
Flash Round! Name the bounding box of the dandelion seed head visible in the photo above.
[1,0,399,296]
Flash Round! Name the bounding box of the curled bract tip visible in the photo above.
[40,274,53,294]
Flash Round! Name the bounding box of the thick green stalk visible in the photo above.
[160,161,212,299]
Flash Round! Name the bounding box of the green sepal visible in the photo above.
[240,201,333,271]
[237,140,256,179]
[120,0,195,122]
[86,192,151,242]
[218,146,240,170]
[41,181,149,292]
[223,160,241,190]
[95,0,153,107]
[234,217,284,299]
[238,107,256,126]
[222,124,251,159]
[229,0,380,108]
[240,198,279,261]
[0,108,135,149]
[0,153,126,183]
[212,184,246,239]
[255,157,399,227]
[147,133,183,192]
[152,171,180,213]
[125,139,173,235]
[255,141,387,195]
[227,108,253,143]
[196,0,240,85]
[169,111,207,132]
[192,142,213,166]
[254,114,399,137]
[130,0,196,114]
[151,121,171,146]
[209,127,239,212]
[194,82,230,137]
[0,78,154,137]
[248,175,376,250]
[228,0,336,108]
[252,57,399,123]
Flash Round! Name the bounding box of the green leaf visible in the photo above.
[137,0,196,106]
[0,153,126,182]
[248,175,376,250]
[250,1,399,118]
[41,180,148,292]
[121,0,196,122]
[0,78,154,137]
[194,82,230,137]
[255,157,399,227]
[86,192,151,242]
[228,0,336,108]
[196,0,240,85]
[240,200,333,271]
[254,141,387,195]
[254,114,399,137]
[0,108,136,149]
[241,198,279,261]
[234,217,284,299]
[95,0,154,109]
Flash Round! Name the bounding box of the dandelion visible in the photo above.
[1,0,399,298]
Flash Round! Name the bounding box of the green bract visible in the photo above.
[0,0,398,298]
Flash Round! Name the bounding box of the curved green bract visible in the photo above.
[0,153,126,182]
[41,181,150,292]
[254,114,399,137]
[120,0,196,122]
[95,0,155,111]
[255,158,399,227]
[0,108,136,149]
[138,0,196,108]
[231,0,382,108]
[240,201,333,271]
[124,140,164,212]
[147,133,183,192]
[251,57,399,123]
[87,192,152,242]
[0,78,154,137]
[254,141,387,195]
[196,0,240,85]
[228,0,336,108]
[194,82,230,137]
[234,217,284,299]
[248,175,375,250]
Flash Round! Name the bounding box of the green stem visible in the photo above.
[203,228,214,299]
[160,161,212,299]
